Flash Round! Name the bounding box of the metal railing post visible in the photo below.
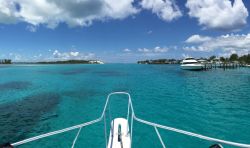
[154,127,166,148]
[71,127,82,148]
[130,112,134,148]
[104,113,107,148]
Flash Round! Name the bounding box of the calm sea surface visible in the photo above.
[0,64,249,148]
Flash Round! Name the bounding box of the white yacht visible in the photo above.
[181,58,204,70]
[89,60,104,64]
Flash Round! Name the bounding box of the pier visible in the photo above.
[202,62,245,70]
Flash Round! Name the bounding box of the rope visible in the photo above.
[154,127,166,148]
[11,92,250,148]
[71,127,82,148]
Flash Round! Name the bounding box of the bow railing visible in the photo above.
[9,92,250,148]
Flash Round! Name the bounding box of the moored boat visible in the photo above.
[181,58,204,70]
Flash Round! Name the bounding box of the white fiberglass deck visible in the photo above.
[108,118,131,148]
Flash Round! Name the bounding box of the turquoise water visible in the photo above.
[0,64,249,148]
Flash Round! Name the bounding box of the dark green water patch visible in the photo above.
[39,114,59,122]
[60,68,90,75]
[36,70,56,74]
[0,81,32,91]
[0,92,60,144]
[94,71,127,77]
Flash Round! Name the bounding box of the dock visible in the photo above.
[202,62,246,70]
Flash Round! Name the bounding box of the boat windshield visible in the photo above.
[182,62,198,64]
[185,58,195,60]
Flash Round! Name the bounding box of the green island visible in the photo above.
[137,59,181,64]
[0,59,12,64]
[0,59,104,65]
[35,60,102,64]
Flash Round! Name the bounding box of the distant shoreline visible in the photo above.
[137,59,181,64]
[3,60,104,65]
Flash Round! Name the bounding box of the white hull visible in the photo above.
[181,64,203,70]
[108,118,131,148]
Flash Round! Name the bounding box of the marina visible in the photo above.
[180,57,248,71]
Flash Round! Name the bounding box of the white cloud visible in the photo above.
[0,1,19,24]
[218,49,249,57]
[138,46,168,54]
[33,53,43,60]
[52,50,95,60]
[103,0,139,19]
[184,34,250,54]
[69,51,79,57]
[0,0,139,28]
[52,50,60,58]
[185,34,211,43]
[154,46,168,53]
[147,30,153,34]
[8,52,22,61]
[186,0,249,31]
[26,25,37,32]
[0,0,185,29]
[123,48,131,52]
[138,48,151,53]
[141,0,182,22]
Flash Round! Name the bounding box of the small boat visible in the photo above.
[181,58,204,70]
[2,92,250,148]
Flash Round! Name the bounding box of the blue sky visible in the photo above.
[0,0,250,63]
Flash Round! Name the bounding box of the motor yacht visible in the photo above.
[181,58,204,70]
